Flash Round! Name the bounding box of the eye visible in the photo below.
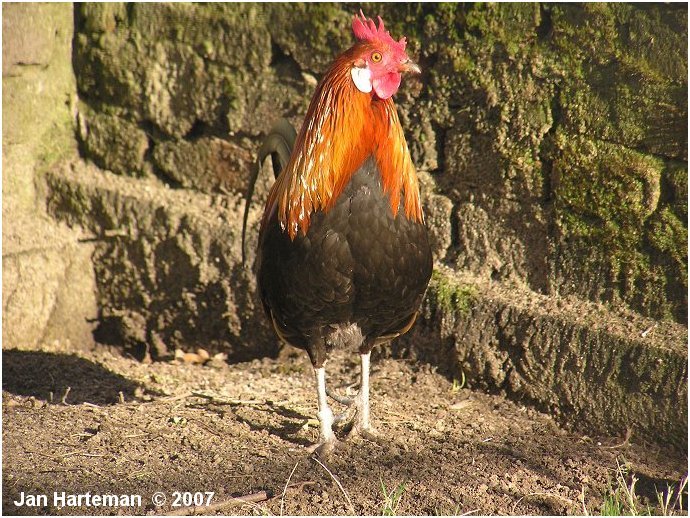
[371,51,382,63]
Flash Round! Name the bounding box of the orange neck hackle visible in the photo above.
[263,45,423,240]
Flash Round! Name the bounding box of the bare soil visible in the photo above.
[2,341,686,516]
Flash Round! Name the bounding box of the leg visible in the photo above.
[349,352,379,439]
[326,352,380,440]
[307,366,339,456]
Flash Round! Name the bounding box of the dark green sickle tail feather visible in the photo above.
[241,118,297,265]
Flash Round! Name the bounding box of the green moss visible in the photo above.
[555,137,662,228]
[201,40,214,58]
[554,137,663,304]
[428,270,476,315]
[410,3,685,322]
[464,3,540,56]
[267,4,352,72]
[78,3,127,34]
[550,3,686,158]
[552,133,686,321]
[647,208,688,273]
[663,163,688,221]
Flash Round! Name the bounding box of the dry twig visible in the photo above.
[164,491,271,516]
[511,491,576,514]
[123,432,148,439]
[61,451,105,458]
[287,480,316,491]
[640,324,657,338]
[191,391,266,405]
[604,428,632,449]
[280,461,300,516]
[312,455,355,514]
[23,449,58,459]
[580,486,589,516]
[38,468,84,474]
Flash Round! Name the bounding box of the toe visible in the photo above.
[326,387,355,406]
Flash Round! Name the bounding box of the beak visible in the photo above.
[400,59,421,74]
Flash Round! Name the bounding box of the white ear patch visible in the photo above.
[351,66,372,93]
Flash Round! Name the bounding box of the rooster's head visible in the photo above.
[350,11,420,100]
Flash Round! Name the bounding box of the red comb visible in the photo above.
[352,10,407,53]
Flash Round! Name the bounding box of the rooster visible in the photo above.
[243,12,432,456]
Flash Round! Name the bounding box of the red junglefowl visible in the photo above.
[243,12,432,456]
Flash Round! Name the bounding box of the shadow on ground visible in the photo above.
[2,349,141,405]
[2,347,686,516]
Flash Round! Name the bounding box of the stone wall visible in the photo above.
[71,3,687,323]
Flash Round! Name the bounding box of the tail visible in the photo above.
[241,118,297,265]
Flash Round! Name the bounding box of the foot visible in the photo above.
[330,391,381,444]
[307,437,340,458]
[348,422,383,444]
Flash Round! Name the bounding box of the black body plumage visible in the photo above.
[257,156,433,367]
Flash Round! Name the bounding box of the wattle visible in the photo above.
[372,72,401,100]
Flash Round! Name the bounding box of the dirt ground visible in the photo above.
[2,340,687,516]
